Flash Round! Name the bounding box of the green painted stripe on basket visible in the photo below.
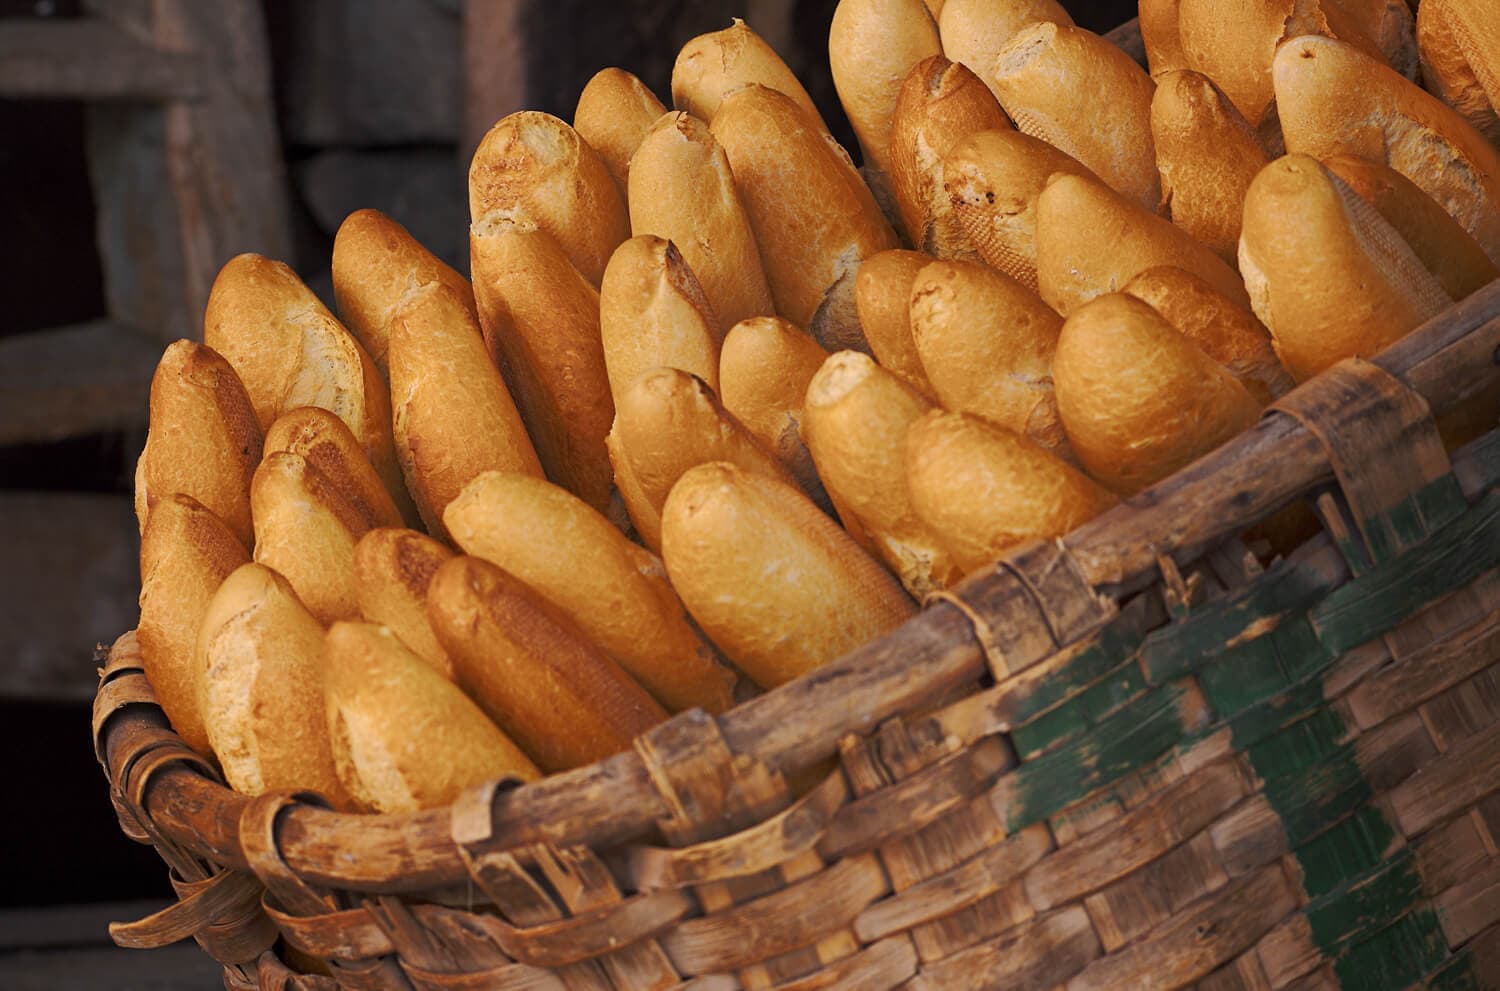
[1312,492,1500,654]
[1295,806,1400,900]
[1420,948,1484,991]
[1360,475,1468,569]
[1197,618,1333,723]
[1246,709,1372,849]
[1002,617,1148,729]
[1332,910,1450,991]
[1306,850,1423,951]
[1011,661,1148,759]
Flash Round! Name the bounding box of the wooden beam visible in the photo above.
[0,19,199,101]
[0,322,156,446]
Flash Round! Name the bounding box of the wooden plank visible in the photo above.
[1331,911,1450,990]
[1256,914,1322,989]
[0,19,198,100]
[1419,662,1500,755]
[1415,812,1495,898]
[1082,832,1231,952]
[1436,858,1500,948]
[0,322,156,445]
[910,881,1035,963]
[905,907,1101,991]
[1196,953,1273,991]
[1390,720,1500,838]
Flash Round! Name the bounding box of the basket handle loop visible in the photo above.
[239,792,340,917]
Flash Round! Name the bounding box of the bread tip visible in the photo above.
[806,350,878,408]
[994,20,1059,76]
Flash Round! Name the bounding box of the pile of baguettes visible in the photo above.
[133,0,1499,816]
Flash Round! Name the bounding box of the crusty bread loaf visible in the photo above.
[711,85,899,344]
[909,259,1070,457]
[1121,266,1293,405]
[330,208,477,377]
[1150,69,1270,265]
[803,351,960,596]
[828,0,943,183]
[443,471,736,714]
[600,235,722,404]
[134,340,262,549]
[196,563,351,807]
[323,620,539,812]
[352,528,456,680]
[627,112,775,336]
[573,67,667,191]
[1238,153,1452,381]
[138,494,250,756]
[1053,293,1261,494]
[608,430,665,549]
[203,253,412,522]
[1036,171,1251,315]
[426,555,668,773]
[264,406,404,533]
[250,451,373,624]
[1139,0,1188,78]
[937,0,1073,100]
[889,56,1011,258]
[469,111,629,288]
[672,18,829,131]
[1273,34,1500,264]
[943,128,1098,292]
[1418,0,1500,145]
[662,462,915,688]
[854,250,938,397]
[469,215,614,511]
[1323,153,1499,301]
[1340,0,1419,79]
[905,411,1115,574]
[388,279,543,536]
[990,21,1161,210]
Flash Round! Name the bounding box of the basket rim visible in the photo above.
[96,278,1500,894]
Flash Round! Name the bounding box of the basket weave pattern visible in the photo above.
[93,284,1500,989]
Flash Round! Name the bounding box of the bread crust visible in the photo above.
[600,235,722,404]
[352,528,456,680]
[672,18,828,132]
[264,406,405,534]
[1139,0,1188,78]
[1418,0,1500,145]
[937,0,1073,98]
[854,249,939,397]
[573,67,667,191]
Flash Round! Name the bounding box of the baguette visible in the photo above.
[426,555,668,773]
[323,621,539,812]
[134,340,262,549]
[662,462,915,689]
[905,411,1115,575]
[600,234,721,404]
[672,18,828,131]
[990,21,1161,210]
[1238,153,1451,381]
[936,0,1073,100]
[1053,293,1261,494]
[469,216,614,511]
[443,471,736,714]
[196,563,350,807]
[889,55,1011,259]
[608,430,665,550]
[1035,171,1250,315]
[1340,0,1419,79]
[1138,0,1188,78]
[388,279,544,536]
[1417,0,1500,145]
[264,406,404,533]
[854,250,938,396]
[468,111,629,288]
[137,494,250,756]
[330,208,477,377]
[573,67,667,191]
[352,528,456,680]
[627,112,775,336]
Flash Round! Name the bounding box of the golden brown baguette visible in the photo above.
[1151,69,1270,265]
[134,340,262,549]
[203,253,411,522]
[803,351,960,596]
[1036,171,1251,315]
[608,430,665,550]
[600,234,722,404]
[1323,153,1500,301]
[469,215,614,511]
[138,494,251,756]
[264,406,404,533]
[711,84,900,348]
[943,128,1099,292]
[1139,0,1189,78]
[1340,0,1419,79]
[937,0,1073,98]
[828,0,943,184]
[1053,293,1261,494]
[1238,154,1452,381]
[250,451,374,624]
[468,111,629,287]
[628,112,775,335]
[889,55,1011,258]
[854,250,937,397]
[905,411,1115,574]
[909,259,1069,457]
[427,555,668,773]
[196,563,351,807]
[573,67,667,191]
[1273,34,1500,264]
[352,528,456,680]
[1418,0,1500,145]
[323,620,539,812]
[672,18,828,131]
[330,208,477,377]
[661,462,915,688]
[443,471,736,714]
[388,279,544,536]
[1121,266,1293,405]
[990,21,1161,210]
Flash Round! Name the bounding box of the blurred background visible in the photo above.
[0,0,1131,984]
